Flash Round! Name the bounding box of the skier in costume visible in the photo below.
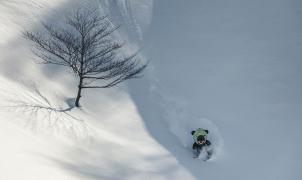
[191,128,213,159]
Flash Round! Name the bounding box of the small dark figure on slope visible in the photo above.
[191,128,213,160]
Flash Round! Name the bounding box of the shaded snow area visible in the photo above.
[1,0,302,180]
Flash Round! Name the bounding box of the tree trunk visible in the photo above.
[75,78,83,107]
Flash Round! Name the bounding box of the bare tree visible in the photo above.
[24,8,147,107]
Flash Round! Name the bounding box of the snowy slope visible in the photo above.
[136,0,302,179]
[0,75,194,180]
[0,1,193,180]
[1,0,302,180]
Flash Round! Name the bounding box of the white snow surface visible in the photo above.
[1,0,302,180]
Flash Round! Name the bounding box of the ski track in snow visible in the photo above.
[97,0,153,43]
[145,70,224,160]
[104,0,225,160]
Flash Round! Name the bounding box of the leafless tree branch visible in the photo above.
[24,7,147,107]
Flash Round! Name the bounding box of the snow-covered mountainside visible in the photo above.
[1,0,302,180]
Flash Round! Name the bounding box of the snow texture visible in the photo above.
[146,76,224,160]
[1,0,302,180]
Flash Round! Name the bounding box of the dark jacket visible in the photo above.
[192,140,211,150]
